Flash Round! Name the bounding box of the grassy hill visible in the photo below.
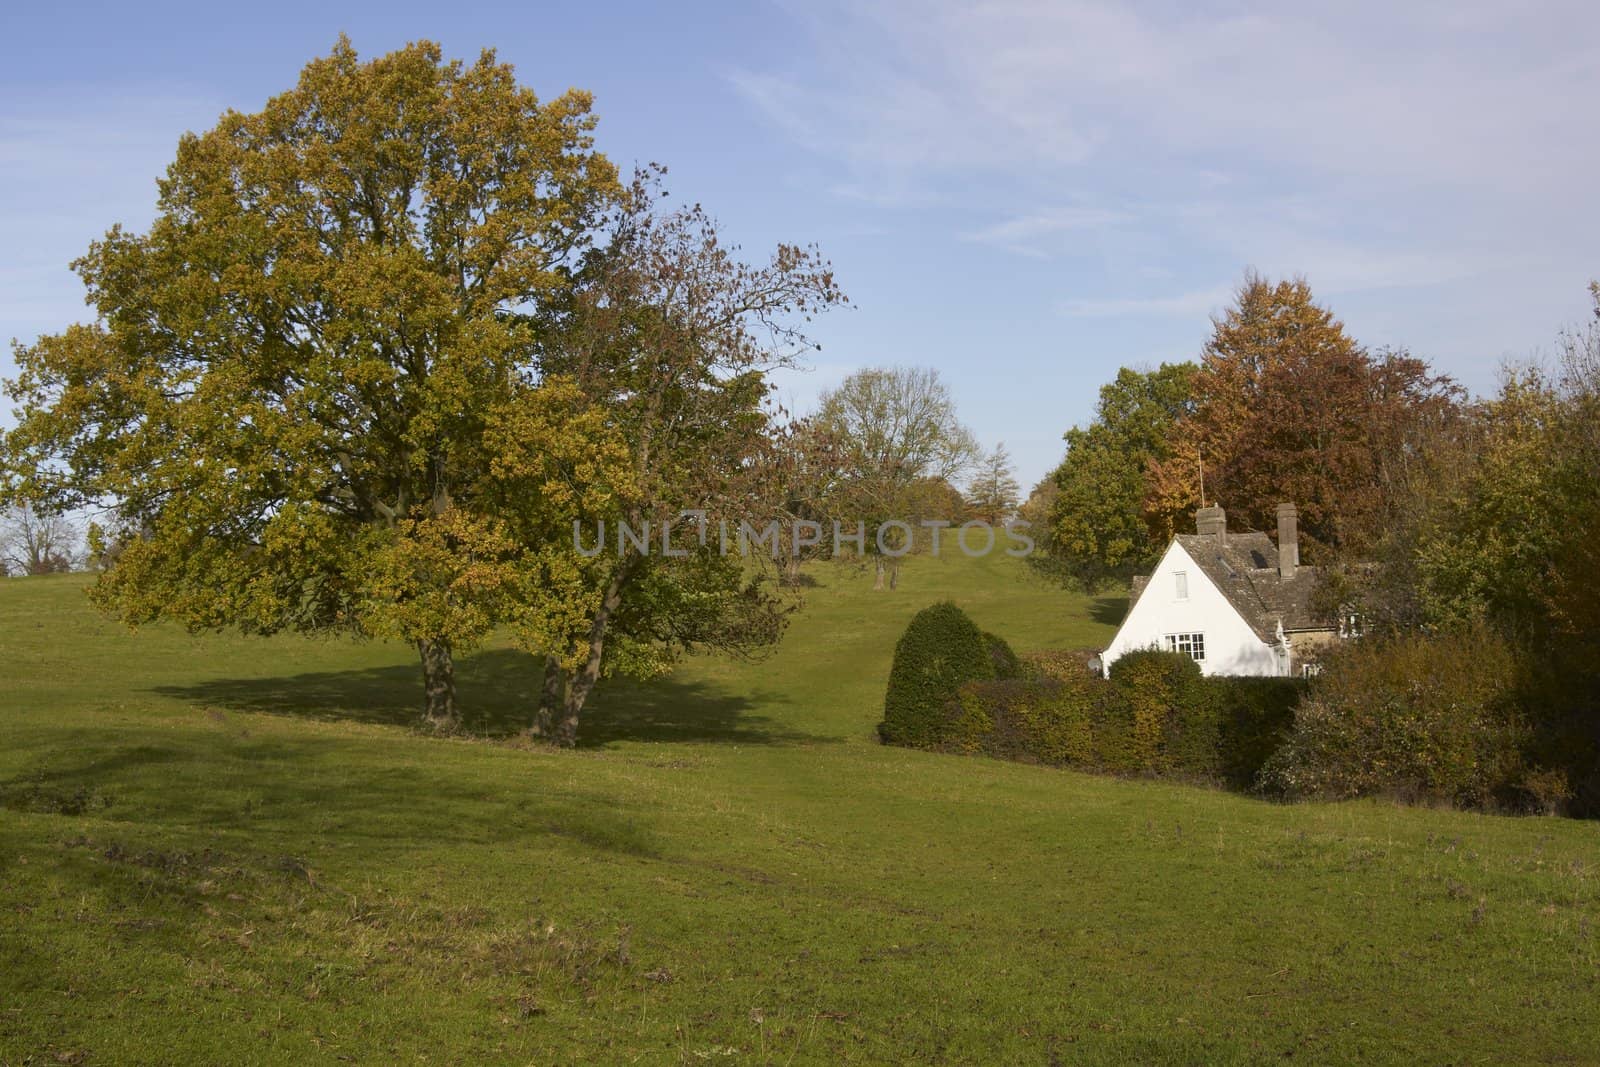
[2,555,1596,1064]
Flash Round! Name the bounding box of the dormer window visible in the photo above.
[1174,571,1189,601]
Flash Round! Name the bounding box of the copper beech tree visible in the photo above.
[1,41,846,742]
[1144,274,1460,557]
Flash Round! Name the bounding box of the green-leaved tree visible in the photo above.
[2,39,622,730]
[1041,362,1195,590]
[967,443,1021,525]
[491,180,846,743]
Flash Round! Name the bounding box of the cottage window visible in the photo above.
[1164,632,1205,661]
[1174,571,1189,600]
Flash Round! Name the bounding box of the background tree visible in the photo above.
[966,443,1020,524]
[1145,274,1458,556]
[1373,374,1564,635]
[815,366,980,588]
[1548,282,1600,642]
[1040,362,1195,590]
[756,414,846,585]
[1294,282,1600,814]
[1015,476,1058,543]
[1,39,622,731]
[1369,359,1600,647]
[0,502,78,575]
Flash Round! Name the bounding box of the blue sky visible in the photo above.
[4,1,1598,489]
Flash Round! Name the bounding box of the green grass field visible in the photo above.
[2,555,1597,1064]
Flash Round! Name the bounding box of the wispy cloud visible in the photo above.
[739,0,1599,200]
[1058,286,1234,319]
[733,0,1600,308]
[964,206,1131,257]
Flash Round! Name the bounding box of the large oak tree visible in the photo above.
[3,40,620,730]
[3,44,847,746]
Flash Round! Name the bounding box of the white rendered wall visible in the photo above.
[1102,541,1283,677]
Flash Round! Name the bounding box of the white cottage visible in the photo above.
[1101,502,1337,678]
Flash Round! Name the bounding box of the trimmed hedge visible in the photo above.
[947,669,1107,766]
[1019,648,1099,682]
[922,647,1304,789]
[884,608,1578,816]
[981,630,1023,680]
[1104,649,1219,775]
[1211,677,1302,790]
[878,601,996,747]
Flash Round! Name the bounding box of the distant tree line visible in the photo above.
[1030,273,1460,588]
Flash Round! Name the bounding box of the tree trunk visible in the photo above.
[416,637,459,732]
[873,556,886,590]
[531,656,565,739]
[554,569,628,747]
[888,559,899,590]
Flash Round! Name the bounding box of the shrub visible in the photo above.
[1262,625,1527,807]
[879,601,995,748]
[1210,677,1305,790]
[981,630,1023,679]
[1515,650,1600,817]
[1104,649,1218,776]
[949,665,1105,765]
[891,634,1330,796]
[1020,649,1100,682]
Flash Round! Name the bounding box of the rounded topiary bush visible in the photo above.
[879,601,995,747]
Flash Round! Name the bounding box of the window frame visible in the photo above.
[1163,632,1205,661]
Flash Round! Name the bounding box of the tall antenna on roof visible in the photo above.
[1197,448,1206,509]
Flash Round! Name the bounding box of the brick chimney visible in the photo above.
[1276,502,1299,580]
[1196,504,1227,545]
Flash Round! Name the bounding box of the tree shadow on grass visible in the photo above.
[0,731,670,857]
[1089,595,1129,626]
[152,647,822,748]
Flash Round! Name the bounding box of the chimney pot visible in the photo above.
[1276,502,1299,580]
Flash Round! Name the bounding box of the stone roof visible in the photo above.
[1172,532,1328,641]
[1161,531,1330,644]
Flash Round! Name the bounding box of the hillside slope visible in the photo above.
[1,557,1595,1063]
